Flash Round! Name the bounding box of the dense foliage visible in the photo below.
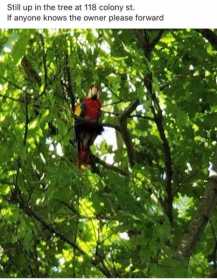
[0,29,217,277]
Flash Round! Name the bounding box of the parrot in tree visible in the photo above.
[74,85,103,168]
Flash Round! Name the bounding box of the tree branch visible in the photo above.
[118,100,140,167]
[21,56,41,85]
[119,100,140,121]
[144,76,173,223]
[140,29,173,223]
[143,30,164,58]
[63,47,75,111]
[177,174,217,259]
[150,30,165,50]
[91,155,129,177]
[21,56,41,116]
[39,33,48,96]
[10,175,113,277]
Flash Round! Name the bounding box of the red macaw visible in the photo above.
[74,85,103,168]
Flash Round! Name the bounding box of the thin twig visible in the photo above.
[64,45,75,111]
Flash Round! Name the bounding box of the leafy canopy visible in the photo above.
[0,29,217,277]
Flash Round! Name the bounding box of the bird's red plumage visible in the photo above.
[82,97,101,121]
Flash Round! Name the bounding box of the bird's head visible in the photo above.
[88,84,101,100]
